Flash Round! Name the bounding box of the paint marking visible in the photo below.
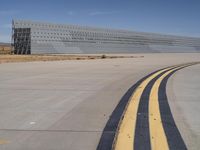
[97,62,199,150]
[30,122,36,125]
[148,67,183,150]
[113,66,176,150]
[0,139,10,144]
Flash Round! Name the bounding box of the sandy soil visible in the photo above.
[0,54,142,64]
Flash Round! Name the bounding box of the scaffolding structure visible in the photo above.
[12,20,200,54]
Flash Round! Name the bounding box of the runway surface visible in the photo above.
[0,53,200,150]
[98,62,199,150]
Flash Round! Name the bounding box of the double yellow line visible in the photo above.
[113,62,198,150]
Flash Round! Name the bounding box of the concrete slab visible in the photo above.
[0,53,200,149]
[167,63,200,150]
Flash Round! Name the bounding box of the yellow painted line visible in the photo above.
[0,139,10,144]
[148,64,195,150]
[149,64,194,150]
[113,66,177,150]
[113,63,197,150]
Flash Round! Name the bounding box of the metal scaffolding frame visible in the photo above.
[12,20,200,54]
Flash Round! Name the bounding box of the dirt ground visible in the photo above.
[0,54,142,64]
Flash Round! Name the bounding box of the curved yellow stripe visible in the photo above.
[113,66,176,150]
[113,63,198,150]
[149,65,190,150]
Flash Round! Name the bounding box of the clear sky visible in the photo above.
[0,0,200,42]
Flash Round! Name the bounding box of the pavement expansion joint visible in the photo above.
[0,129,103,133]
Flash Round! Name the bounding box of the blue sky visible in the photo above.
[0,0,200,42]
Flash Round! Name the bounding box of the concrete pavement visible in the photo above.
[167,63,200,150]
[0,53,200,150]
